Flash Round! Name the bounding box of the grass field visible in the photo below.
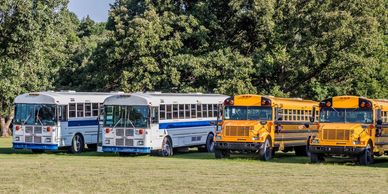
[0,138,387,194]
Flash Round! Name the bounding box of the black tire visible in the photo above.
[68,134,85,154]
[310,152,324,163]
[359,143,374,166]
[87,144,97,150]
[214,148,230,159]
[205,133,215,152]
[295,146,308,156]
[160,137,173,157]
[31,149,44,154]
[259,138,273,161]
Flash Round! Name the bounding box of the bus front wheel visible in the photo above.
[310,153,324,163]
[68,134,84,154]
[214,148,230,159]
[160,137,173,157]
[259,138,273,161]
[359,143,374,165]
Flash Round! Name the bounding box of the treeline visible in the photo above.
[0,0,387,135]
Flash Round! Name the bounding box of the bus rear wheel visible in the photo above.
[160,137,173,157]
[68,134,84,154]
[31,149,44,154]
[214,148,230,159]
[359,143,374,165]
[259,138,273,161]
[199,133,215,152]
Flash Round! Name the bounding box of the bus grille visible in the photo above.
[25,136,33,143]
[322,129,353,141]
[125,139,134,146]
[116,138,124,146]
[33,136,41,143]
[25,126,33,134]
[125,129,134,136]
[224,126,252,137]
[34,127,42,134]
[116,129,124,137]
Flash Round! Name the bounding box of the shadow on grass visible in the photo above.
[2,144,388,168]
[171,150,388,168]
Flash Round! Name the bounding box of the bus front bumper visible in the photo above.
[214,142,262,151]
[13,142,58,150]
[102,146,151,154]
[309,145,365,155]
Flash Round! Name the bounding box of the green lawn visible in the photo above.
[0,138,387,193]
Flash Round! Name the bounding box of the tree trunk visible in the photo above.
[1,114,13,137]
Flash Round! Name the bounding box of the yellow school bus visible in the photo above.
[214,94,318,160]
[309,96,388,165]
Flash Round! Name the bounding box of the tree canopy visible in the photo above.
[0,0,387,135]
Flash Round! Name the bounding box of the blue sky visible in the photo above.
[68,0,114,22]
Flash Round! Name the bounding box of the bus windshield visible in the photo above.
[319,107,373,124]
[104,105,149,128]
[224,106,272,121]
[14,104,57,126]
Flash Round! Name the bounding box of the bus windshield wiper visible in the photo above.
[113,118,122,128]
[22,114,32,125]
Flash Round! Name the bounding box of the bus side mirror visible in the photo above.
[309,116,315,123]
[377,119,383,125]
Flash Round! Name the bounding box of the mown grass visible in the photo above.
[0,138,387,194]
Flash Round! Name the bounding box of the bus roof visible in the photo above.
[232,94,317,109]
[104,92,229,106]
[14,91,120,105]
[374,99,388,111]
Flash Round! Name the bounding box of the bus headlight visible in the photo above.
[105,139,110,144]
[216,136,222,140]
[46,138,51,143]
[312,139,319,144]
[15,136,20,141]
[137,141,144,146]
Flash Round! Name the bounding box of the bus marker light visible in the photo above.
[15,125,21,131]
[105,128,111,133]
[47,127,52,132]
[325,101,331,107]
[139,129,144,135]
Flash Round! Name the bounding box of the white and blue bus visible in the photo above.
[12,91,117,153]
[102,92,228,156]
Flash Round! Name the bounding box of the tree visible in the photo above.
[0,0,78,136]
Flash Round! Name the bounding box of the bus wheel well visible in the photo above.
[74,133,84,142]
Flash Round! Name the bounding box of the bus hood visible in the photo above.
[223,120,261,127]
[320,123,367,131]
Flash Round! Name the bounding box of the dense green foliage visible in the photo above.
[0,0,387,134]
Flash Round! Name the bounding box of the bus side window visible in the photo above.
[173,104,178,119]
[151,107,159,124]
[92,103,99,116]
[197,104,202,118]
[208,104,213,117]
[85,103,92,117]
[69,103,76,118]
[58,105,68,121]
[160,105,166,120]
[202,104,208,118]
[191,104,197,118]
[166,105,172,120]
[179,104,184,119]
[77,103,84,117]
[184,104,190,119]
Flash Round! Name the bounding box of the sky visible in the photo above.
[68,0,114,22]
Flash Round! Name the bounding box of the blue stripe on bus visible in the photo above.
[13,143,58,150]
[159,120,216,129]
[68,120,99,127]
[102,146,151,153]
